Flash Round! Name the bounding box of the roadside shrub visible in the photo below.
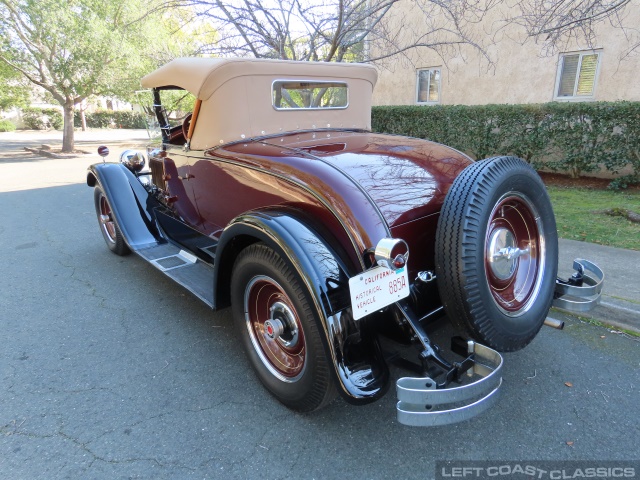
[0,119,16,132]
[21,107,64,130]
[372,104,550,163]
[74,109,147,129]
[372,101,640,186]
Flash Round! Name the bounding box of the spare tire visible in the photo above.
[435,156,558,352]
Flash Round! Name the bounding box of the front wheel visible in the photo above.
[435,156,558,351]
[231,243,337,412]
[94,186,130,256]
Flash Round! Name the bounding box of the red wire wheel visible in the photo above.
[93,186,130,256]
[99,194,117,243]
[244,275,306,381]
[435,157,558,352]
[484,193,545,316]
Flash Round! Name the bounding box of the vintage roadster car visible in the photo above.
[87,57,603,426]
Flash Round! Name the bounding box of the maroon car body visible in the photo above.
[87,58,603,426]
[166,131,471,278]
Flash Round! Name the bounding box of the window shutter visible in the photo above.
[576,54,598,96]
[558,55,579,97]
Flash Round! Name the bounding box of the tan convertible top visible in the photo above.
[140,57,378,150]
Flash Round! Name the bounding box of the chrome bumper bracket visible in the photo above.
[396,342,503,427]
[553,258,604,312]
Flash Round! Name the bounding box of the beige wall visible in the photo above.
[372,1,640,106]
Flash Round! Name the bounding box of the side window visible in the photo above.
[416,68,441,104]
[555,51,601,100]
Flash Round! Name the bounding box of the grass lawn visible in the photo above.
[547,186,640,251]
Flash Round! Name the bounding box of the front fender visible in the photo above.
[215,210,390,404]
[87,163,160,250]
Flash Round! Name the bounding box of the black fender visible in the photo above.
[87,163,160,250]
[214,210,390,404]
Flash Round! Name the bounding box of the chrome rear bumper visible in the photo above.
[553,259,604,312]
[396,342,503,427]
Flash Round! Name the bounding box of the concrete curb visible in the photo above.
[23,146,90,159]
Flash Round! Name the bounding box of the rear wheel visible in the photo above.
[435,156,558,351]
[94,186,130,256]
[231,243,336,412]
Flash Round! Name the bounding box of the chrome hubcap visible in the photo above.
[264,319,284,339]
[269,301,299,348]
[487,228,530,280]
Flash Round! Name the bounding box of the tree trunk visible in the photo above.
[80,109,87,131]
[62,103,75,153]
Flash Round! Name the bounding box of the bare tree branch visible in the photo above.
[184,0,499,67]
[508,0,637,53]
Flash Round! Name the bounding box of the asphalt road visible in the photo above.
[1,131,639,479]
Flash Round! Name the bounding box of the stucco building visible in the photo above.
[372,1,640,106]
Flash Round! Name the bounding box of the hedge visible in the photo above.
[372,102,640,187]
[0,119,16,132]
[74,109,147,129]
[21,107,64,130]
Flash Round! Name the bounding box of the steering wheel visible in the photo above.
[182,113,193,140]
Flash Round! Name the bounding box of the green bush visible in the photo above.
[0,119,16,132]
[372,102,640,187]
[21,107,63,130]
[74,109,147,129]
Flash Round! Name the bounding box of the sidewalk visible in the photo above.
[0,128,149,156]
[0,129,150,193]
[558,238,640,334]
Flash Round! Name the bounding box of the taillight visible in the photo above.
[374,238,409,270]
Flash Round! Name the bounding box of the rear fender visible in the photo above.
[87,163,160,250]
[215,210,390,404]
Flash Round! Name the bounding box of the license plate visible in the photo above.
[348,266,410,320]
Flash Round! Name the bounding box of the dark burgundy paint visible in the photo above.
[159,131,472,274]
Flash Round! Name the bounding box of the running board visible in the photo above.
[136,243,215,307]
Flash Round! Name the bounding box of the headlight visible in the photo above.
[119,149,146,173]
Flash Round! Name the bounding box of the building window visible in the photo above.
[416,68,441,104]
[555,51,601,100]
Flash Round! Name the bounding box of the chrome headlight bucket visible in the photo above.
[119,149,146,173]
[374,238,409,270]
